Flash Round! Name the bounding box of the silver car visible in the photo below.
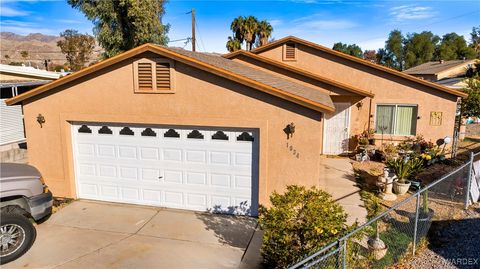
[0,163,53,265]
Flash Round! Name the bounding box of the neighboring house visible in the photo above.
[0,64,66,161]
[5,37,466,216]
[404,59,476,82]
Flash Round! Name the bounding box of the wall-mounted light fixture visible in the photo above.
[356,101,363,109]
[37,114,45,128]
[284,122,296,139]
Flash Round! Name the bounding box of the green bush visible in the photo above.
[259,185,354,268]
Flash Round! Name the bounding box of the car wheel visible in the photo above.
[0,212,36,265]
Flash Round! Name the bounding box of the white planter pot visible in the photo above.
[393,181,411,195]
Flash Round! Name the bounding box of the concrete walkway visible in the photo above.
[318,157,367,225]
[4,200,257,269]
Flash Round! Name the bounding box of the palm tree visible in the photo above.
[226,36,241,52]
[230,16,245,49]
[256,20,273,47]
[243,16,259,51]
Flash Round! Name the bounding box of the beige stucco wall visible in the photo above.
[22,53,325,206]
[257,44,459,146]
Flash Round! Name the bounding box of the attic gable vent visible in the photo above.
[137,62,153,90]
[284,42,296,60]
[133,58,175,93]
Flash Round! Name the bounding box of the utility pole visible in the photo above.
[191,8,196,51]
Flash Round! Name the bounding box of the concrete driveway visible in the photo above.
[3,200,257,269]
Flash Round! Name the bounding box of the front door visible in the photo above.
[323,103,350,155]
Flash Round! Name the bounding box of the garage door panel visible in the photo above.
[73,123,258,215]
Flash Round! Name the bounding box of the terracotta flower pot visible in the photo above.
[393,180,411,195]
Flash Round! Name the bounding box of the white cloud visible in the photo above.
[357,37,386,51]
[0,20,56,35]
[389,5,436,21]
[291,14,357,31]
[269,19,283,27]
[0,6,29,16]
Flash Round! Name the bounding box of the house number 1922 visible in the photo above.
[286,142,300,158]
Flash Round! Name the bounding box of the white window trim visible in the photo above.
[133,58,175,93]
[374,103,418,136]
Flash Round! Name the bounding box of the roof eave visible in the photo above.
[6,43,335,113]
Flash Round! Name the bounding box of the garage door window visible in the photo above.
[212,131,229,140]
[119,127,134,136]
[164,129,180,138]
[78,125,92,133]
[237,132,254,141]
[98,126,113,134]
[187,130,204,139]
[141,128,157,137]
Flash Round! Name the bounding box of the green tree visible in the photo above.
[20,51,28,61]
[57,29,96,71]
[436,33,476,60]
[385,30,405,70]
[68,0,169,58]
[256,20,273,47]
[403,31,439,69]
[226,36,241,52]
[462,76,480,118]
[230,16,245,49]
[470,26,480,55]
[243,16,259,51]
[332,42,363,58]
[363,50,377,63]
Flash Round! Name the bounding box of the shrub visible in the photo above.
[259,185,354,268]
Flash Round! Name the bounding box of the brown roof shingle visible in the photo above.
[403,59,476,75]
[166,47,334,111]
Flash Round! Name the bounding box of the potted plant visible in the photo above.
[386,158,424,195]
[413,190,434,240]
[367,129,376,145]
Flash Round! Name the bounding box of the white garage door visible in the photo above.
[72,123,258,215]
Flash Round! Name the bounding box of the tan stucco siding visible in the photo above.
[22,56,324,206]
[257,44,459,144]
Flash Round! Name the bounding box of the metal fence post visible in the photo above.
[342,239,347,269]
[465,152,474,209]
[336,240,341,269]
[412,191,421,256]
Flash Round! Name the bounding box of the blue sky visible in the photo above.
[1,0,479,53]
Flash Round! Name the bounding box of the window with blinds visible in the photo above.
[133,58,174,93]
[375,104,418,136]
[283,42,297,61]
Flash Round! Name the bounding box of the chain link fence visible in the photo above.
[289,152,479,269]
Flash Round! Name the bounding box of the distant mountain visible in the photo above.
[0,32,101,69]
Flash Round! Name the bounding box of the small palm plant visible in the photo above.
[385,158,423,184]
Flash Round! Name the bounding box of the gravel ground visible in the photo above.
[397,204,480,269]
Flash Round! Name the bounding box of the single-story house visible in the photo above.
[0,64,67,161]
[404,59,476,82]
[6,37,467,216]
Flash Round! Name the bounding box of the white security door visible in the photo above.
[323,103,351,155]
[72,123,258,215]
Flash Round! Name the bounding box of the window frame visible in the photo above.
[133,58,175,94]
[282,42,297,61]
[375,103,418,136]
